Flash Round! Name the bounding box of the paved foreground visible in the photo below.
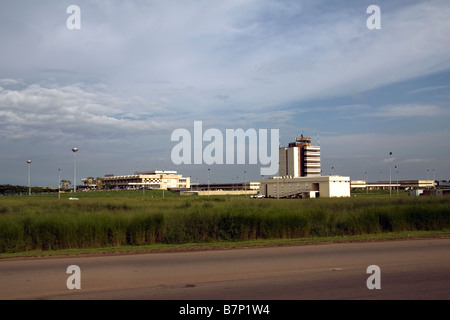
[1,238,449,300]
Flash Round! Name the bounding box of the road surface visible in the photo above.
[1,238,449,300]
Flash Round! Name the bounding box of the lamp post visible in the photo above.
[58,168,61,199]
[244,170,247,193]
[208,168,210,197]
[389,152,392,197]
[395,165,399,196]
[433,169,436,188]
[27,160,31,195]
[365,171,368,194]
[72,147,78,193]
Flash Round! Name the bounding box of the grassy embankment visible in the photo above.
[0,189,449,257]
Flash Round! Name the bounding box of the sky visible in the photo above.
[0,0,449,187]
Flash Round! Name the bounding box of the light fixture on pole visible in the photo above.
[27,160,31,196]
[208,168,211,197]
[58,168,61,200]
[244,170,247,193]
[395,165,399,196]
[72,147,78,193]
[433,169,436,188]
[365,171,368,194]
[389,152,392,197]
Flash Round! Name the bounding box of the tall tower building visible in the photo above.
[279,134,321,177]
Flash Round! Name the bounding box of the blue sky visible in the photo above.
[0,0,449,186]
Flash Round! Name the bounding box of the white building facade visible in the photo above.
[260,175,350,198]
[88,171,190,190]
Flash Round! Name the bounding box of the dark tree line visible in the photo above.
[0,184,59,195]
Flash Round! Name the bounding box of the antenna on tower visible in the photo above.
[317,134,320,146]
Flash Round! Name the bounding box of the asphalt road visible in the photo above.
[1,238,449,300]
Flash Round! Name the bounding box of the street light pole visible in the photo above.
[72,147,78,193]
[27,160,31,195]
[389,152,392,197]
[395,165,399,196]
[244,170,247,194]
[58,168,61,199]
[208,168,210,197]
[433,169,436,188]
[365,171,368,194]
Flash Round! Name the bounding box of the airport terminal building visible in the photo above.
[82,171,190,190]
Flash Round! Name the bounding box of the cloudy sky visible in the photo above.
[1,0,449,187]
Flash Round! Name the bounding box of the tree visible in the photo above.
[61,180,71,190]
[85,177,95,186]
[95,177,103,190]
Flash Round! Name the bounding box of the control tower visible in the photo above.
[279,134,321,177]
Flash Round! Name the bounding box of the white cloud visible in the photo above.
[368,104,450,118]
[0,79,25,86]
[2,1,450,111]
[408,85,450,95]
[0,83,175,141]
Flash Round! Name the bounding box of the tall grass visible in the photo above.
[0,195,449,253]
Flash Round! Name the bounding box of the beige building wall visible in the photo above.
[279,144,320,177]
[279,147,300,177]
[99,170,190,190]
[260,176,350,198]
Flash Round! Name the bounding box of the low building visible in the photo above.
[350,180,435,190]
[260,175,350,198]
[420,189,450,196]
[82,170,190,190]
[436,180,450,188]
[185,182,260,196]
[195,182,260,192]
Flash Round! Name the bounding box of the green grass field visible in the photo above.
[0,189,449,256]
